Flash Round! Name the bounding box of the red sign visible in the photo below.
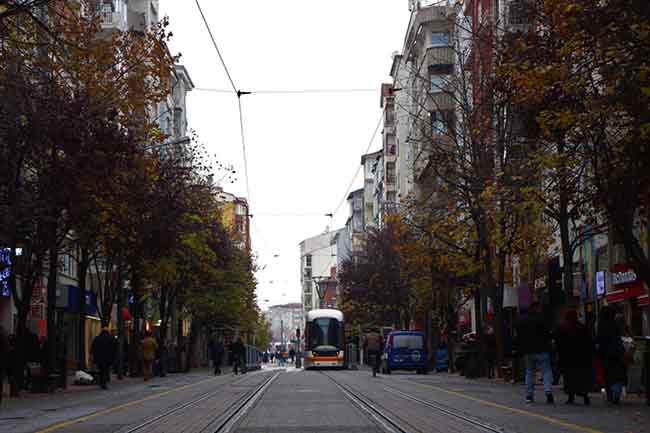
[607,264,647,303]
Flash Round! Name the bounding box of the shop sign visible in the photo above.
[0,248,12,297]
[607,264,646,303]
[596,271,606,297]
[612,268,638,286]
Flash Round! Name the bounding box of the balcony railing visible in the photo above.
[99,11,127,30]
[426,46,455,68]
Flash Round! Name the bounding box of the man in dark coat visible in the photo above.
[516,302,554,404]
[91,327,115,390]
[231,337,246,375]
[556,310,593,405]
[210,338,225,375]
[597,306,626,404]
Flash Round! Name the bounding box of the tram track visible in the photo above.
[382,384,504,433]
[323,371,505,433]
[120,371,279,433]
[322,371,416,433]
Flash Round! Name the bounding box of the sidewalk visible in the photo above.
[407,371,650,433]
[0,368,209,413]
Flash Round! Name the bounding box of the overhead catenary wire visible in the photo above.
[194,0,237,94]
[330,111,384,218]
[195,0,252,206]
[195,87,378,95]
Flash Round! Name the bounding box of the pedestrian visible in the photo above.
[289,347,296,364]
[556,309,593,405]
[142,331,158,381]
[210,337,225,375]
[597,306,626,405]
[90,327,115,390]
[483,326,497,379]
[231,337,246,375]
[515,302,554,404]
[364,329,382,375]
[0,325,8,403]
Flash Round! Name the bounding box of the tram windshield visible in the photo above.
[309,318,341,350]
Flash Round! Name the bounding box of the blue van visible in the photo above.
[381,331,428,374]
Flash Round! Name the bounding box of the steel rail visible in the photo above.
[121,371,277,433]
[321,372,413,433]
[382,384,505,433]
[210,371,280,433]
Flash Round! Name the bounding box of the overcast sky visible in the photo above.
[159,1,411,309]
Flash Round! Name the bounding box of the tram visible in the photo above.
[303,309,345,369]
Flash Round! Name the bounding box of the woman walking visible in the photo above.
[556,310,593,405]
[597,306,626,405]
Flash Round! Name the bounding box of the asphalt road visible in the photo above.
[1,367,648,433]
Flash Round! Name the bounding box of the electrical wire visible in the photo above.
[330,111,384,218]
[237,97,251,205]
[195,0,252,208]
[194,88,378,95]
[194,0,237,94]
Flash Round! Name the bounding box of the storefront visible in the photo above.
[55,285,100,369]
[606,264,649,337]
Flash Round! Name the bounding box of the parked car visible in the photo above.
[381,331,428,375]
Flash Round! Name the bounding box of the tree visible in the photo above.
[0,0,177,389]
[500,0,650,289]
[339,218,414,329]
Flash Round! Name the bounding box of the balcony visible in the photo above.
[99,11,127,31]
[426,46,454,68]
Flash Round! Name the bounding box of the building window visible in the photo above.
[431,32,450,47]
[304,267,312,279]
[430,75,447,93]
[508,0,530,26]
[386,135,396,155]
[386,162,396,185]
[305,254,312,268]
[431,111,454,135]
[387,191,397,203]
[431,111,446,134]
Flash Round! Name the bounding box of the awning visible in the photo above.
[639,295,649,307]
[606,286,646,303]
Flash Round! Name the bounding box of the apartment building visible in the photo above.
[300,229,342,313]
[215,188,251,252]
[264,303,303,344]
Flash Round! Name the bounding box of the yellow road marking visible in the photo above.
[408,380,604,433]
[35,376,217,433]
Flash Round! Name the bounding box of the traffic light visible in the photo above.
[296,328,301,339]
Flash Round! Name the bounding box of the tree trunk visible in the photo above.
[559,183,574,298]
[77,247,89,370]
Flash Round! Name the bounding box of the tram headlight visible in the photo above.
[337,351,344,359]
